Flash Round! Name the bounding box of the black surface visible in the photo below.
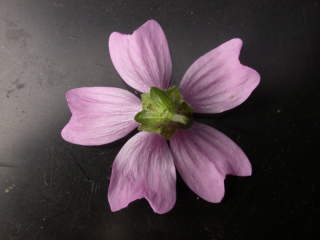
[0,0,318,239]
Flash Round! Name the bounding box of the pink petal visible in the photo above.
[180,38,260,113]
[170,122,251,203]
[108,132,176,214]
[61,87,141,146]
[109,19,172,93]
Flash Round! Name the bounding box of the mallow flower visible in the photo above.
[61,20,260,214]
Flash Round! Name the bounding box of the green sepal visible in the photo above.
[134,109,171,126]
[150,87,174,112]
[135,86,193,139]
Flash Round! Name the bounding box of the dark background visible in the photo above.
[0,0,318,239]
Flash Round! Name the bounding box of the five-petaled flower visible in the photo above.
[61,20,260,214]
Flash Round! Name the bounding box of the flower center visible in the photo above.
[134,86,194,139]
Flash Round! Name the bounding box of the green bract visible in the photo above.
[134,87,193,139]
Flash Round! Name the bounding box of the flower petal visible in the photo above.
[108,132,176,214]
[170,122,251,203]
[109,19,172,93]
[61,87,141,146]
[180,38,260,113]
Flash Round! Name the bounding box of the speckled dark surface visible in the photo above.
[0,0,318,239]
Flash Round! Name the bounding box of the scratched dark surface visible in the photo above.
[0,0,318,239]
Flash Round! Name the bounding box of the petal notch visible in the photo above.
[180,38,260,113]
[108,132,176,214]
[61,87,141,146]
[170,122,251,202]
[109,20,172,93]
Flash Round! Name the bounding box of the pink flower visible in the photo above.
[61,20,260,214]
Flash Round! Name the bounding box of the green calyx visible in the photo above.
[134,86,194,139]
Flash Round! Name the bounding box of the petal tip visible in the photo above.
[253,69,261,86]
[137,19,162,33]
[60,124,87,146]
[213,193,225,203]
[108,31,129,54]
[109,31,123,39]
[242,163,253,177]
[146,197,175,215]
[108,200,125,213]
[64,88,75,101]
[152,208,172,215]
[144,19,160,26]
[64,87,86,105]
[203,184,225,203]
[60,125,68,142]
[222,38,243,53]
[60,124,79,145]
[245,66,261,92]
[230,37,243,47]
[107,191,132,213]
